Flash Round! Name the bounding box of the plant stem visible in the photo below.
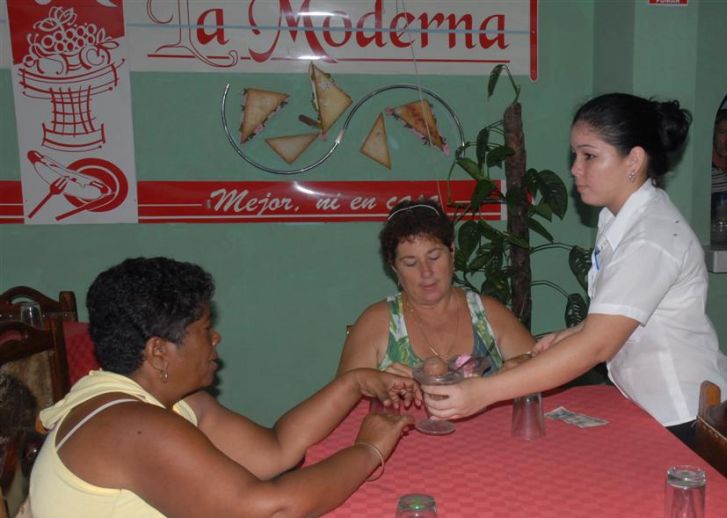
[530,243,576,253]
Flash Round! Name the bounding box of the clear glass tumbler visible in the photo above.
[665,465,706,518]
[396,493,437,517]
[511,392,545,440]
[412,366,462,435]
[18,301,43,329]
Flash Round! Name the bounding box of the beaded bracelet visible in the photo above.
[354,441,385,481]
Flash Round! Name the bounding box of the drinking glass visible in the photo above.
[448,354,492,378]
[665,465,706,518]
[18,302,42,329]
[511,392,545,440]
[396,493,437,517]
[412,365,462,435]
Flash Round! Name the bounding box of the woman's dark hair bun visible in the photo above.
[653,99,691,155]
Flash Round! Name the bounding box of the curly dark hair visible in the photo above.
[87,257,215,375]
[379,199,454,266]
[573,93,692,179]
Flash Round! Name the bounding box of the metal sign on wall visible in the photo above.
[0,179,505,224]
[127,0,539,78]
[3,0,138,224]
[0,0,536,224]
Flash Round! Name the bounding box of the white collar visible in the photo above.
[596,181,658,251]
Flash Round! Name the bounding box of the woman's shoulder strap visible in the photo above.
[56,398,139,451]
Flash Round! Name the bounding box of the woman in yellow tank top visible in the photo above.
[30,257,419,517]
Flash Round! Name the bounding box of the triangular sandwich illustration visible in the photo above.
[239,88,289,144]
[266,133,318,164]
[309,63,352,134]
[390,99,448,154]
[360,113,391,169]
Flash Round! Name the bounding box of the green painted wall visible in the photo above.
[1,1,725,425]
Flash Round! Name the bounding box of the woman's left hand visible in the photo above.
[355,369,422,409]
[420,377,487,420]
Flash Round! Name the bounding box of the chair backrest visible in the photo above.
[0,320,71,412]
[0,285,101,390]
[694,380,727,477]
[62,321,100,386]
[0,286,78,329]
[1,320,68,517]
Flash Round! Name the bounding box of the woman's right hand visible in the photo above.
[420,377,489,420]
[355,412,413,459]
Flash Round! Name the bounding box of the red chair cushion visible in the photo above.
[62,321,100,385]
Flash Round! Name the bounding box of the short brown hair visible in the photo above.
[379,199,454,266]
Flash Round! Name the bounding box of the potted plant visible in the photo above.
[446,65,591,332]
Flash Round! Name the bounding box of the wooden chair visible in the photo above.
[0,286,78,329]
[0,284,100,386]
[1,319,72,516]
[694,380,727,477]
[0,286,79,405]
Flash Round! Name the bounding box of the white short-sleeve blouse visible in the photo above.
[588,181,727,426]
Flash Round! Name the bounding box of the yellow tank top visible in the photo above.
[30,370,197,517]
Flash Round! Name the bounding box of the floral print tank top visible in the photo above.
[378,290,503,372]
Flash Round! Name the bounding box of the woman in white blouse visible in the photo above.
[423,93,727,448]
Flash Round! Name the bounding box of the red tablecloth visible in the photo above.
[304,385,727,517]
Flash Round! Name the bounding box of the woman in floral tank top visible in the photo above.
[337,200,534,378]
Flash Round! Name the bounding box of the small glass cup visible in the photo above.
[665,465,706,518]
[396,493,437,517]
[18,302,42,329]
[412,365,463,435]
[448,354,492,378]
[511,392,545,440]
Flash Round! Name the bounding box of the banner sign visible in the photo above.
[126,0,539,79]
[2,1,539,77]
[0,0,523,225]
[4,0,138,224]
[0,179,504,224]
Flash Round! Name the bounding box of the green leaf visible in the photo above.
[487,64,505,98]
[481,270,510,304]
[457,220,480,260]
[503,232,529,249]
[484,241,505,270]
[534,169,568,219]
[486,144,514,168]
[471,179,498,207]
[524,167,539,189]
[478,220,504,242]
[454,249,469,272]
[527,217,554,242]
[476,128,490,169]
[568,246,592,292]
[468,251,494,272]
[565,293,589,327]
[457,157,484,181]
[529,202,553,221]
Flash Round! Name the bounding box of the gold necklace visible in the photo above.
[406,290,461,360]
